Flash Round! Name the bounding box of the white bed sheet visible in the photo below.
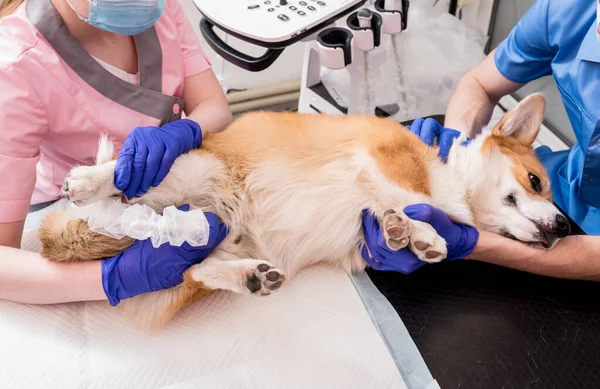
[0,264,408,389]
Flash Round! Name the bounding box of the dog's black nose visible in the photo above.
[555,214,570,237]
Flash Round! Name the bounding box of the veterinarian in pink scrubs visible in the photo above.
[0,0,230,305]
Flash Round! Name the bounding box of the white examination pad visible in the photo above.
[1,204,439,389]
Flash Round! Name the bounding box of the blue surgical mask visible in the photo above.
[66,0,166,36]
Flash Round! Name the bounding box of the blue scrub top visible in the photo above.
[494,0,600,235]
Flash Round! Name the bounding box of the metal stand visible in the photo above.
[298,0,409,117]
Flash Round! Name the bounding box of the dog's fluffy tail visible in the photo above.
[39,208,136,262]
[96,134,116,165]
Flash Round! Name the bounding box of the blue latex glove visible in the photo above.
[101,204,228,306]
[360,209,425,274]
[406,118,471,162]
[115,119,202,199]
[361,204,479,273]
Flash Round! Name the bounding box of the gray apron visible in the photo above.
[26,0,185,214]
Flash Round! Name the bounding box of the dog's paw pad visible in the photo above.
[413,241,431,251]
[266,270,281,282]
[382,209,412,251]
[425,250,443,260]
[257,263,270,272]
[409,225,447,264]
[245,262,286,296]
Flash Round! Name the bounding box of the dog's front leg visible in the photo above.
[380,208,448,263]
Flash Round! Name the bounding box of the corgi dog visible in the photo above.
[39,93,570,329]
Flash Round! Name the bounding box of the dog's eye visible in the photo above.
[528,173,541,193]
[504,193,517,206]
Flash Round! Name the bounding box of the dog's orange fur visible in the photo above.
[483,98,552,202]
[484,134,552,201]
[202,112,436,195]
[487,135,552,201]
[157,277,213,327]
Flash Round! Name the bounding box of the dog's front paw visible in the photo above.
[244,261,286,296]
[408,220,447,263]
[382,209,412,251]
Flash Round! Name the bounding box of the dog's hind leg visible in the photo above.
[185,255,286,297]
[61,135,226,213]
[39,208,135,262]
[120,253,286,329]
[45,136,227,263]
[62,161,121,206]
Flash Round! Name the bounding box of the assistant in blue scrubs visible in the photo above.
[360,0,600,279]
[493,0,600,235]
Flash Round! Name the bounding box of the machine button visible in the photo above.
[317,0,325,4]
[278,14,290,21]
[279,0,287,5]
[298,10,306,15]
[248,4,260,9]
[289,5,297,10]
[307,5,315,10]
[268,7,274,11]
[299,1,306,5]
[264,0,271,3]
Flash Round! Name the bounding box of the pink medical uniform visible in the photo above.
[0,0,211,223]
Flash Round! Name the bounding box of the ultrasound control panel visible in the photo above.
[194,0,366,43]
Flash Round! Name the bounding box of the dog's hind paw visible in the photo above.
[245,261,286,296]
[188,258,286,296]
[63,163,118,205]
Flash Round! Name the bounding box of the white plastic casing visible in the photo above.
[317,43,351,69]
[380,11,402,34]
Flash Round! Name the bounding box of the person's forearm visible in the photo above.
[444,51,523,137]
[182,69,232,136]
[0,245,107,304]
[444,72,498,137]
[467,231,600,282]
[187,97,233,137]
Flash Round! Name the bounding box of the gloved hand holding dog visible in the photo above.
[361,204,479,273]
[101,204,228,306]
[115,119,203,199]
[109,121,223,305]
[406,117,471,162]
[361,118,478,274]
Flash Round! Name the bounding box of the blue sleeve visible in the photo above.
[493,0,555,84]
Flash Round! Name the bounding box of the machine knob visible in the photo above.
[279,0,287,5]
[357,9,373,28]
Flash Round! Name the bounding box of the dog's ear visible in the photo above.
[492,93,545,146]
